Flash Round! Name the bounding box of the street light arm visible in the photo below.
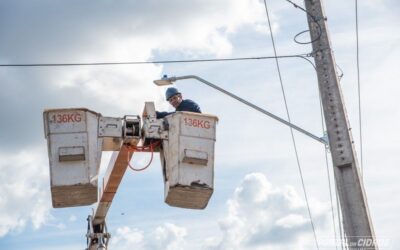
[155,75,328,145]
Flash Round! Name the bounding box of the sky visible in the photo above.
[0,0,399,249]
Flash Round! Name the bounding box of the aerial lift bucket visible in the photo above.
[43,108,103,208]
[160,112,218,209]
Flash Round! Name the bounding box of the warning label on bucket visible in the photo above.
[47,110,87,134]
[178,113,216,140]
[183,117,211,129]
[50,113,82,123]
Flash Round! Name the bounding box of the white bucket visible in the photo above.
[43,108,102,208]
[161,112,218,209]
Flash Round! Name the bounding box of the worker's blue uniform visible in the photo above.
[156,99,201,119]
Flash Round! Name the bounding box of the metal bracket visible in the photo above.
[99,117,124,151]
[123,115,141,145]
[86,215,111,250]
[142,117,168,140]
[321,130,329,148]
[141,102,169,149]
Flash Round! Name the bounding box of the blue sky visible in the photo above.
[0,0,399,249]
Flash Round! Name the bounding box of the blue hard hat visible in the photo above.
[165,87,180,100]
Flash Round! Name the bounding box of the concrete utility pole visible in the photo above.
[304,0,377,248]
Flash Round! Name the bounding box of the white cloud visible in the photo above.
[96,173,332,250]
[0,148,51,237]
[135,0,268,57]
[0,0,270,62]
[0,0,278,151]
[205,173,329,250]
[110,226,145,250]
[55,223,66,230]
[59,64,167,114]
[68,215,77,222]
[45,0,274,114]
[109,223,187,250]
[149,223,187,250]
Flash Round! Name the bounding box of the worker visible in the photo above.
[156,87,201,119]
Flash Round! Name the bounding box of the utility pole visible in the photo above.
[304,0,377,248]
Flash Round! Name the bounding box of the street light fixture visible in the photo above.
[154,75,328,145]
[153,76,174,86]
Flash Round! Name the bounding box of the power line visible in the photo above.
[324,146,340,250]
[335,183,345,250]
[355,0,364,176]
[319,95,339,250]
[263,1,320,249]
[284,0,322,45]
[0,54,312,67]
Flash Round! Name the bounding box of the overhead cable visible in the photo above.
[319,94,339,250]
[335,184,345,250]
[284,0,322,44]
[0,54,313,67]
[263,0,319,249]
[355,0,364,176]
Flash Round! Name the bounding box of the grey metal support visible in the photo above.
[156,75,328,145]
[304,0,377,248]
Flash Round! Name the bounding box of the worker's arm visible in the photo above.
[156,111,173,119]
[156,99,201,119]
[176,99,201,113]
